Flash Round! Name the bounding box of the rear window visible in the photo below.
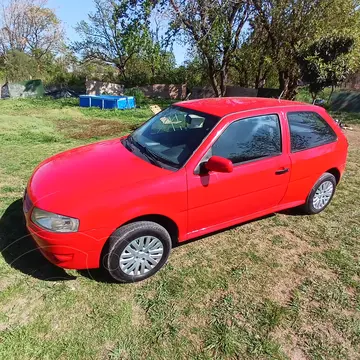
[287,112,337,152]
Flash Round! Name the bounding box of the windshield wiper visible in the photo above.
[122,137,133,152]
[127,135,164,168]
[144,146,179,168]
[128,136,179,169]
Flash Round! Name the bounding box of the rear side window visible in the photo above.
[287,112,337,152]
[212,114,281,164]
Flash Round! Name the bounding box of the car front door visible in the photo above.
[185,111,291,238]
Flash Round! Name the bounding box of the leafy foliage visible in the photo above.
[167,0,250,96]
[1,0,360,98]
[299,36,355,100]
[0,0,64,83]
[73,0,153,80]
[123,49,178,87]
[124,88,146,104]
[1,50,38,82]
[249,0,360,99]
[231,40,278,89]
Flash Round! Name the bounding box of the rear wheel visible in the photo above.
[302,172,336,215]
[105,221,172,283]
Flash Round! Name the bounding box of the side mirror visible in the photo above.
[205,156,233,173]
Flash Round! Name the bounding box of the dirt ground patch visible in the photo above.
[0,290,44,331]
[55,118,140,139]
[345,126,360,147]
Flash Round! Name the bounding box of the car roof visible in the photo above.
[175,97,307,118]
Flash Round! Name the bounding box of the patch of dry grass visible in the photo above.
[55,118,139,140]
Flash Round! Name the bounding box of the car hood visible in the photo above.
[28,138,170,212]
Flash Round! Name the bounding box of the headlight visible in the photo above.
[31,207,79,233]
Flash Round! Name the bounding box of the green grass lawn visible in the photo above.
[0,98,359,360]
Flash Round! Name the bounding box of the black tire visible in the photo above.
[105,221,172,283]
[302,172,337,215]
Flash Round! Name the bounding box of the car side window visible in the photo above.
[212,114,282,164]
[287,112,337,152]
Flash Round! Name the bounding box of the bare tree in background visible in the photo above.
[0,0,63,60]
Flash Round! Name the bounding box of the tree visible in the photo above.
[138,14,177,85]
[251,0,360,99]
[231,36,277,89]
[0,0,63,60]
[298,36,355,101]
[74,0,152,81]
[168,0,250,97]
[122,50,176,87]
[140,9,175,82]
[177,57,209,89]
[1,49,38,81]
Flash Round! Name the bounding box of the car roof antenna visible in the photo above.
[278,90,284,100]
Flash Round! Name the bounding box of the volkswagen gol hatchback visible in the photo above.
[24,98,348,282]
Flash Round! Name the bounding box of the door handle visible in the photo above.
[275,168,290,175]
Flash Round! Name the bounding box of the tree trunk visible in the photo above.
[279,70,288,95]
[208,71,220,97]
[279,70,298,99]
[287,76,298,100]
[255,73,261,89]
[116,63,127,82]
[328,85,335,104]
[255,54,266,89]
[207,59,221,97]
[243,68,249,88]
[219,68,227,97]
[311,91,317,103]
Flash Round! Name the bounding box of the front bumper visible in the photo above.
[26,223,101,269]
[23,195,110,270]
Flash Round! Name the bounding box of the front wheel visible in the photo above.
[105,221,172,283]
[302,172,336,215]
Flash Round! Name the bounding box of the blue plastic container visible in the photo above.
[90,96,105,108]
[79,95,136,110]
[79,95,93,107]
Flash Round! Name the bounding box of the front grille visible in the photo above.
[23,190,33,213]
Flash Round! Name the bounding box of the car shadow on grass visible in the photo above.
[0,199,76,281]
[78,214,282,284]
[0,200,305,284]
[278,207,305,216]
[78,268,116,283]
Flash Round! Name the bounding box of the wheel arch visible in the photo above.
[326,167,341,184]
[122,214,179,245]
[101,214,180,262]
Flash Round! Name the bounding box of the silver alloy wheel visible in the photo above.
[313,180,334,210]
[119,236,164,276]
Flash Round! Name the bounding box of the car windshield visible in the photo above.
[126,105,221,170]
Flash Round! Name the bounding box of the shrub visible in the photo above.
[124,88,146,105]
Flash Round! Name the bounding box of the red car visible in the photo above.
[23,98,348,282]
